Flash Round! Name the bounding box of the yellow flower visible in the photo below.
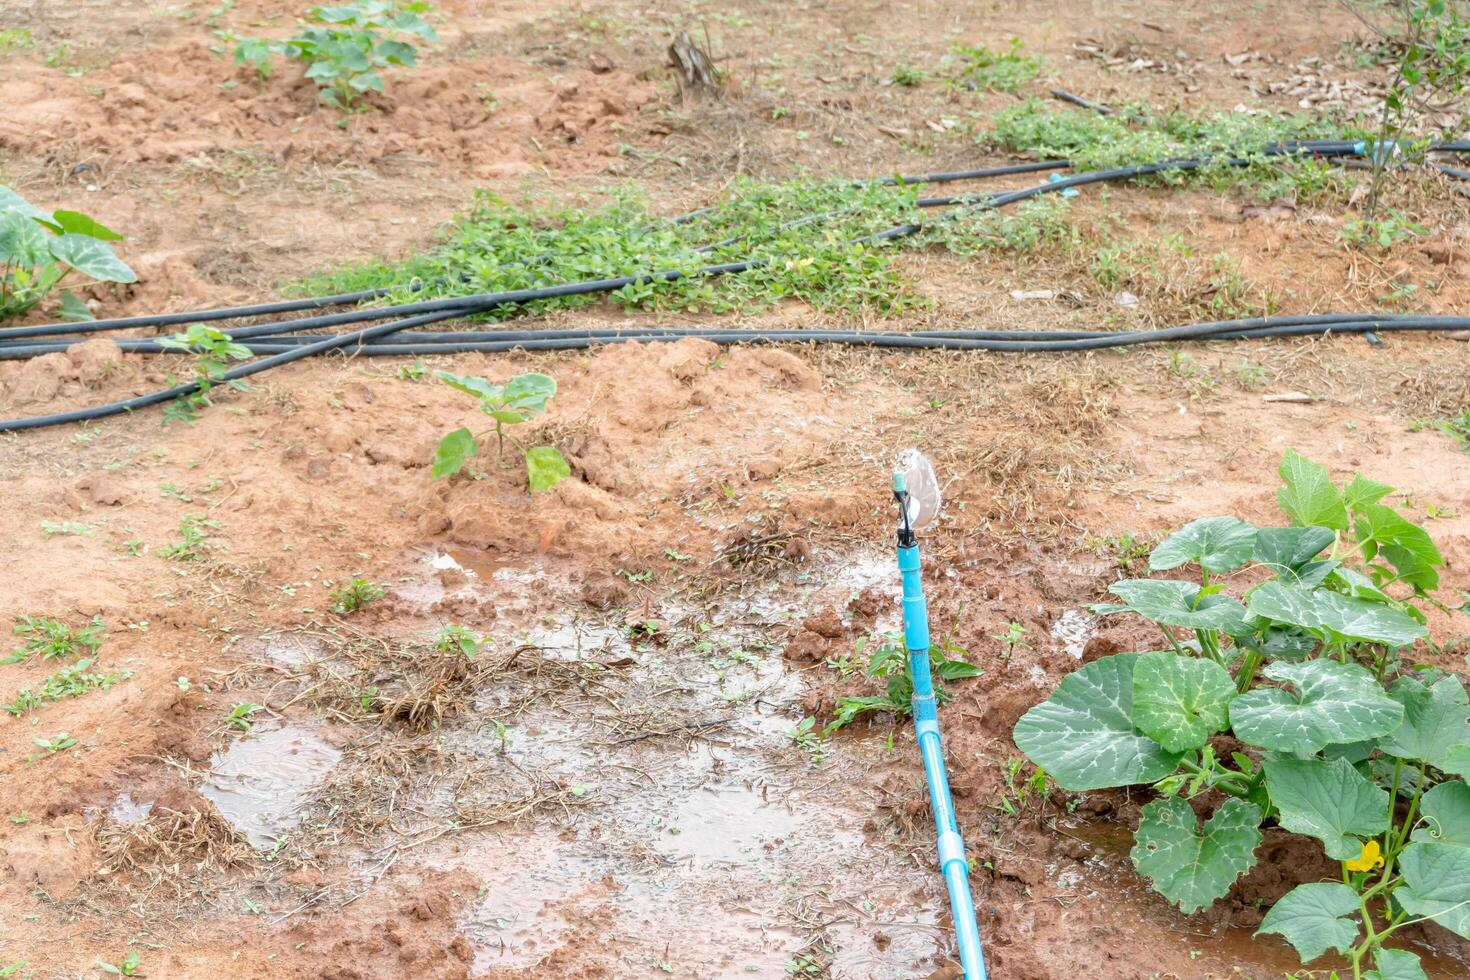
[1345,839,1384,872]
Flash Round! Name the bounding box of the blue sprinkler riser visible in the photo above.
[897,543,988,980]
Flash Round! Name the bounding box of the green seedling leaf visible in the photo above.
[1130,796,1262,914]
[431,427,477,479]
[1411,782,1470,849]
[525,445,570,493]
[1103,579,1249,633]
[1278,449,1347,530]
[1256,882,1360,963]
[435,370,502,402]
[1131,652,1236,752]
[503,372,556,411]
[1364,947,1428,980]
[1148,516,1258,573]
[1343,474,1393,510]
[1395,842,1470,939]
[1013,653,1182,791]
[47,210,124,241]
[1253,525,1335,573]
[1262,756,1389,859]
[1229,659,1405,754]
[1247,581,1426,648]
[1378,674,1470,769]
[48,233,137,283]
[1353,501,1442,591]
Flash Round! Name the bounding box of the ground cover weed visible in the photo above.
[234,1,438,110]
[948,39,1042,92]
[825,628,980,735]
[5,659,133,716]
[1,185,135,321]
[330,577,384,614]
[1015,450,1470,977]
[159,323,252,421]
[431,371,570,492]
[158,516,218,561]
[7,614,104,665]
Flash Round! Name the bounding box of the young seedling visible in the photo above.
[8,614,105,664]
[158,323,253,421]
[234,1,439,111]
[330,577,384,614]
[0,185,136,321]
[39,519,92,537]
[994,621,1029,662]
[787,716,828,765]
[227,702,262,731]
[4,659,132,716]
[32,732,76,754]
[433,623,483,657]
[431,371,570,493]
[825,629,981,735]
[949,38,1042,92]
[1015,450,1468,978]
[158,516,219,561]
[98,951,141,976]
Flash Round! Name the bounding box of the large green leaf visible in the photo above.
[1353,502,1441,591]
[525,445,570,493]
[1247,581,1426,648]
[430,427,478,479]
[1278,450,1347,530]
[1131,652,1236,752]
[1256,882,1360,963]
[46,210,124,241]
[1102,579,1249,633]
[1263,756,1389,859]
[1395,842,1470,938]
[1411,782,1470,849]
[1012,653,1182,791]
[1230,660,1405,754]
[1130,796,1262,913]
[1149,517,1258,574]
[0,185,48,221]
[1253,525,1335,572]
[47,233,136,283]
[1378,675,1470,769]
[1364,948,1428,980]
[503,372,556,411]
[0,210,51,268]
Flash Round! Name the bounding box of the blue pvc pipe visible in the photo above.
[897,541,988,979]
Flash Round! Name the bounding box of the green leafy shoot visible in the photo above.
[434,623,483,658]
[949,38,1043,92]
[431,371,570,493]
[330,577,384,614]
[4,659,133,716]
[0,185,136,321]
[98,950,142,976]
[158,323,253,421]
[7,614,105,665]
[233,0,438,111]
[227,702,263,731]
[157,515,219,561]
[825,629,981,735]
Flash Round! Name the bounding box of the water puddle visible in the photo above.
[198,722,342,848]
[1049,608,1095,659]
[655,783,799,866]
[108,791,153,825]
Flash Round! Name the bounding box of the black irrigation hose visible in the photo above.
[0,160,1071,344]
[6,145,1463,433]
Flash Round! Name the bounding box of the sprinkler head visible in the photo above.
[894,448,941,532]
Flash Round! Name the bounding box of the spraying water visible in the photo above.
[891,449,988,980]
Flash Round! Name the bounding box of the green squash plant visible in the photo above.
[430,370,569,493]
[1015,450,1469,979]
[1,185,136,321]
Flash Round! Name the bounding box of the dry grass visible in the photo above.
[93,799,256,908]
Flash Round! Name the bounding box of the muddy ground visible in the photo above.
[2,0,1470,978]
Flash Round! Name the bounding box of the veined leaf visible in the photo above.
[1104,579,1249,633]
[1364,948,1428,980]
[0,210,51,268]
[1278,450,1347,530]
[1012,653,1182,791]
[1247,581,1426,648]
[1353,502,1441,591]
[1262,756,1389,859]
[0,184,49,221]
[1343,474,1393,510]
[430,427,477,479]
[1378,674,1470,769]
[1253,525,1335,572]
[1130,796,1262,914]
[1256,882,1360,963]
[47,234,136,283]
[1411,782,1470,849]
[1131,652,1236,752]
[525,445,570,493]
[1395,842,1470,938]
[1230,659,1404,754]
[1149,516,1258,574]
[436,370,502,402]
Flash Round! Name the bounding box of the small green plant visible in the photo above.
[1429,407,1470,450]
[889,64,925,86]
[1094,529,1159,575]
[1015,450,1468,979]
[8,614,105,665]
[825,630,980,734]
[0,185,136,321]
[787,715,828,765]
[234,1,439,110]
[431,371,571,493]
[32,732,76,755]
[227,702,262,731]
[434,623,483,657]
[950,38,1042,92]
[5,659,132,715]
[158,324,252,421]
[39,519,92,537]
[396,358,427,381]
[0,28,34,55]
[98,951,141,976]
[158,515,218,561]
[994,621,1029,661]
[1340,209,1428,249]
[330,577,384,614]
[994,758,1050,815]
